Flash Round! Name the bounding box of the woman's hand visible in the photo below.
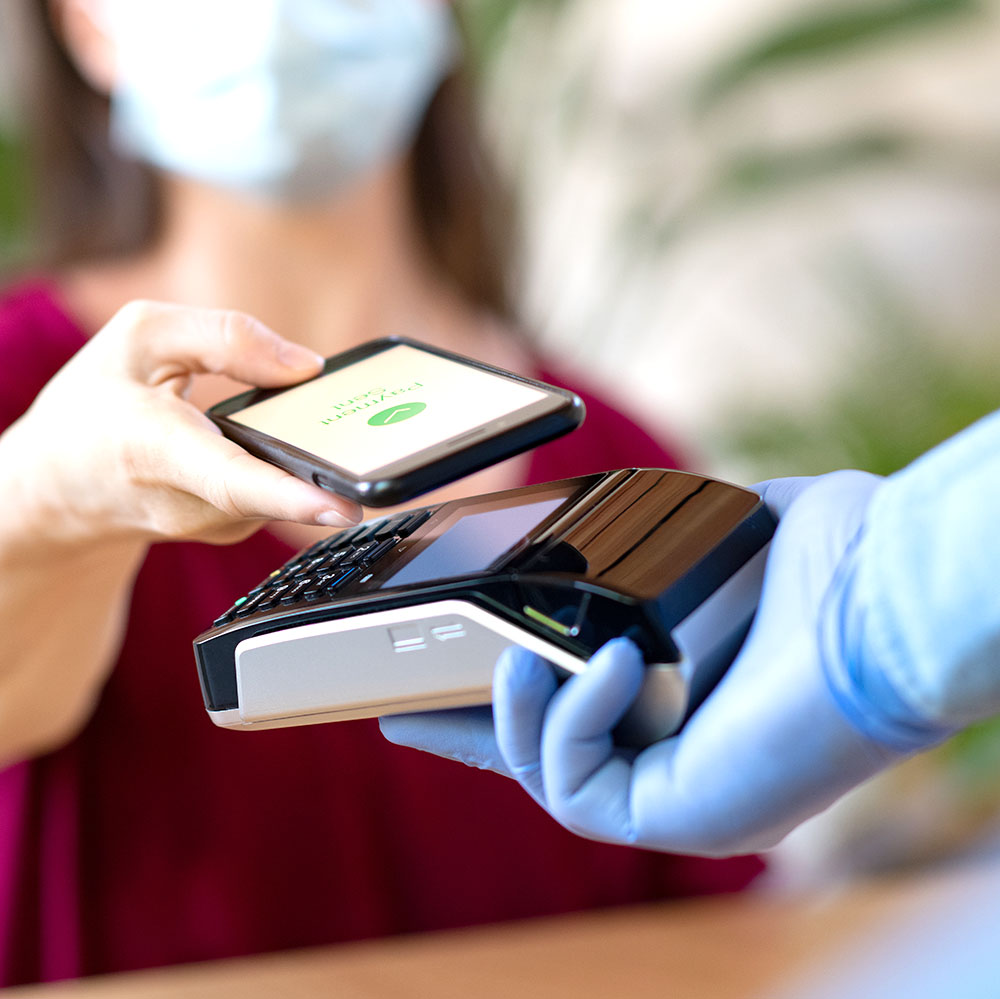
[0,301,360,763]
[2,300,361,552]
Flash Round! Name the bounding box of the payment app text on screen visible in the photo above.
[230,344,548,476]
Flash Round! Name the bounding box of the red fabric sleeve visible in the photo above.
[0,280,87,431]
[525,365,689,485]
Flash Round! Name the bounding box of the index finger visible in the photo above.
[149,419,362,527]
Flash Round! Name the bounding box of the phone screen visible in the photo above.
[228,343,549,476]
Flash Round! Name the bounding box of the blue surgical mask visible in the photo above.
[101,0,458,200]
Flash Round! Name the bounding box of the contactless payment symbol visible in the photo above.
[368,402,426,426]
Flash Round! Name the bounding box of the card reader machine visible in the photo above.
[194,469,775,745]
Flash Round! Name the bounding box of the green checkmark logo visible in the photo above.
[367,402,427,426]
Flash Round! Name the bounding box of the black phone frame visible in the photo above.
[206,336,585,506]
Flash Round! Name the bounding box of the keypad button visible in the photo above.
[328,565,361,590]
[292,555,329,579]
[360,538,398,565]
[347,523,383,546]
[332,523,370,546]
[388,512,417,537]
[297,540,328,562]
[350,539,380,560]
[257,584,290,611]
[216,595,249,623]
[209,511,428,626]
[234,591,270,617]
[280,578,313,604]
[399,509,433,536]
[318,548,349,570]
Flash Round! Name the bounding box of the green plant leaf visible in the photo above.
[695,0,979,112]
[715,256,1000,478]
[459,0,576,73]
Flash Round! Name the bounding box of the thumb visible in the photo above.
[542,638,644,802]
[100,301,324,388]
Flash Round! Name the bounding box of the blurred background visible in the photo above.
[4,0,1000,887]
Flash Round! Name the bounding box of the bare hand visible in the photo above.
[3,300,361,551]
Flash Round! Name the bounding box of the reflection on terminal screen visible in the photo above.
[381,497,567,588]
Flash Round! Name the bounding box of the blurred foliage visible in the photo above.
[716,259,1000,477]
[0,128,30,272]
[459,0,574,74]
[941,716,1000,801]
[623,0,998,256]
[695,0,978,111]
[622,132,923,256]
[578,0,1000,480]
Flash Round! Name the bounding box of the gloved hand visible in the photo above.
[381,470,957,856]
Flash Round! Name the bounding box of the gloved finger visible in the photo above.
[628,631,904,857]
[751,476,818,519]
[379,707,509,775]
[100,301,324,387]
[539,639,645,842]
[494,647,558,806]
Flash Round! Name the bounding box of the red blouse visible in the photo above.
[0,281,761,985]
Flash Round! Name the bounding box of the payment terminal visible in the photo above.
[193,469,775,745]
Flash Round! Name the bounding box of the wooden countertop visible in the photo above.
[10,842,1000,998]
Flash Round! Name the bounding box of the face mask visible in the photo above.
[100,0,458,201]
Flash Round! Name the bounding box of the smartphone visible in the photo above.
[207,336,585,507]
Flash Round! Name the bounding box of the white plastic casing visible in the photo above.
[208,545,768,745]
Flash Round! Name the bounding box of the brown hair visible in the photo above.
[13,2,513,318]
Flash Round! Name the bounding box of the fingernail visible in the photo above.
[316,507,362,528]
[278,342,325,370]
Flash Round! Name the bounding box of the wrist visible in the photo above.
[0,418,144,562]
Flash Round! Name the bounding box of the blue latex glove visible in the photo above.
[381,470,957,856]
